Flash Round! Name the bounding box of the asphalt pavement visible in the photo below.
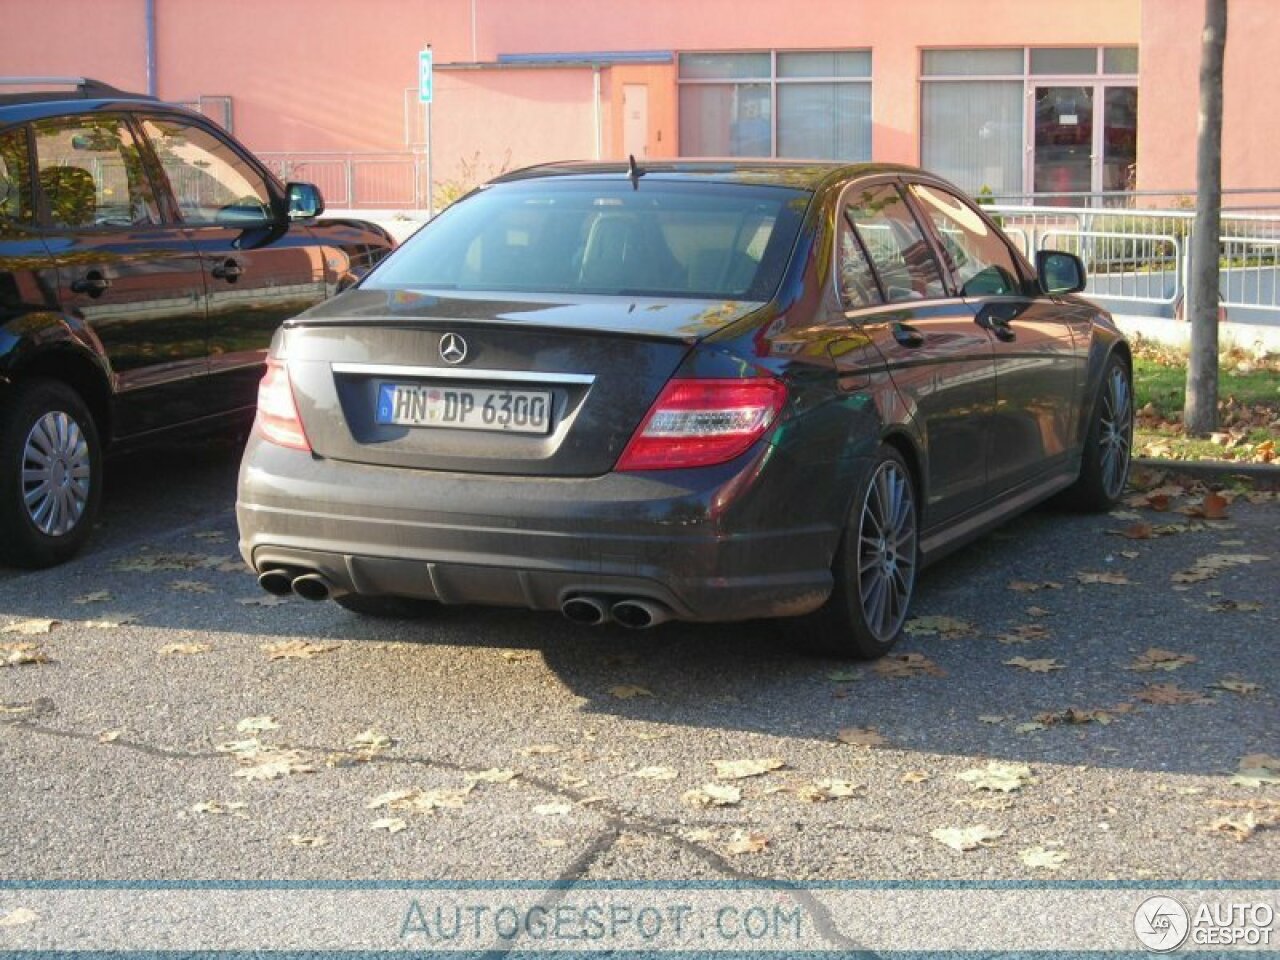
[0,442,1276,883]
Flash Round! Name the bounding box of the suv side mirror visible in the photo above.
[1036,250,1086,295]
[286,182,324,220]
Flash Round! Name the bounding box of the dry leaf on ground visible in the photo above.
[0,908,39,927]
[1132,683,1214,706]
[232,749,317,781]
[793,779,860,802]
[369,817,407,833]
[1,643,50,667]
[996,624,1051,645]
[681,783,741,808]
[1127,648,1198,672]
[608,684,653,700]
[904,616,975,639]
[1213,678,1262,695]
[467,768,518,784]
[1,618,57,636]
[713,757,784,780]
[286,834,326,848]
[159,642,211,655]
[957,761,1035,793]
[236,716,279,733]
[901,770,931,784]
[1075,571,1133,585]
[630,766,679,781]
[723,829,769,855]
[72,591,112,605]
[1004,657,1064,673]
[170,580,214,594]
[239,596,290,608]
[1008,581,1063,593]
[533,802,572,817]
[1020,846,1070,869]
[261,640,339,660]
[931,825,1004,852]
[837,726,888,748]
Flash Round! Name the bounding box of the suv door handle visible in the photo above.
[70,270,111,297]
[211,258,243,282]
[975,305,1018,342]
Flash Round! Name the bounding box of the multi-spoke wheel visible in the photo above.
[784,444,918,659]
[1060,353,1133,511]
[0,379,102,568]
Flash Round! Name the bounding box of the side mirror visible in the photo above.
[1036,250,1086,295]
[286,182,324,220]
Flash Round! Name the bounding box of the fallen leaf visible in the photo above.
[1132,683,1214,706]
[537,837,568,849]
[608,684,653,700]
[794,779,860,802]
[1007,581,1063,593]
[1015,722,1047,734]
[1036,707,1118,727]
[836,726,888,748]
[0,908,39,927]
[1205,599,1263,613]
[1173,553,1270,584]
[194,530,228,542]
[629,766,678,781]
[1231,769,1280,788]
[1201,492,1230,519]
[904,615,975,639]
[369,817,407,833]
[996,624,1051,645]
[723,829,769,855]
[681,783,742,808]
[236,716,279,733]
[500,650,533,662]
[978,715,1006,724]
[713,757,785,780]
[1127,648,1198,672]
[1114,522,1153,540]
[520,744,561,756]
[1020,846,1070,869]
[826,669,861,682]
[72,590,112,605]
[1004,657,1064,673]
[467,768,518,784]
[1,643,51,668]
[1075,571,1133,585]
[286,834,326,848]
[957,761,1035,793]
[931,824,1004,852]
[189,801,247,815]
[1205,812,1265,842]
[232,749,316,781]
[261,640,339,660]
[1,618,57,635]
[1238,754,1280,772]
[900,770,931,784]
[83,613,137,629]
[113,551,216,572]
[873,653,945,679]
[97,729,122,743]
[1026,606,1052,618]
[533,802,572,817]
[159,642,211,655]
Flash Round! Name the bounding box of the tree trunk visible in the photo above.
[1184,0,1228,436]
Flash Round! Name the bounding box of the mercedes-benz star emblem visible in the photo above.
[438,332,468,365]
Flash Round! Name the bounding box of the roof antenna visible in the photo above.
[627,154,645,190]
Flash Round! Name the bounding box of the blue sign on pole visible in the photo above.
[418,48,434,104]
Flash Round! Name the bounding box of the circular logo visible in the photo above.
[439,332,468,365]
[1134,896,1190,953]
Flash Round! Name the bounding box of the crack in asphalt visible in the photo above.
[1,704,867,952]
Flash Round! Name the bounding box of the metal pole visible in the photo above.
[145,0,157,96]
[426,99,433,219]
[593,66,602,160]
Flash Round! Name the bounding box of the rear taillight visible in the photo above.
[255,358,311,452]
[616,378,787,471]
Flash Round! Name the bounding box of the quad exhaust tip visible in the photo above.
[611,599,670,630]
[291,573,332,602]
[561,596,609,626]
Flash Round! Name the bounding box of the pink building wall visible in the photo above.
[2,0,1270,196]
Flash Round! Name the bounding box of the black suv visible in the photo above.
[0,79,395,567]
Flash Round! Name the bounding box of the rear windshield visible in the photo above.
[363,178,811,301]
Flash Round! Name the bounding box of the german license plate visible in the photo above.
[376,383,552,434]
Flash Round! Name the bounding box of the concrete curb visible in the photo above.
[1134,456,1280,485]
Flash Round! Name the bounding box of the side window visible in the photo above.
[0,127,34,230]
[910,183,1022,297]
[836,214,882,309]
[140,117,273,226]
[844,184,946,303]
[32,116,159,228]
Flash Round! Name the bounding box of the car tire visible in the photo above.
[0,379,103,569]
[334,593,436,619]
[785,445,918,660]
[1059,354,1133,512]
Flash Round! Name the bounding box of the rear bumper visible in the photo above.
[235,435,843,621]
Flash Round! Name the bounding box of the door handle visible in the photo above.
[211,258,243,282]
[70,270,111,297]
[976,307,1018,342]
[891,322,925,348]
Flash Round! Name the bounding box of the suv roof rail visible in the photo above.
[0,76,152,100]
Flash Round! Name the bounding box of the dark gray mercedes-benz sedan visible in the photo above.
[236,160,1132,659]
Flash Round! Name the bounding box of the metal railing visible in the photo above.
[257,152,425,209]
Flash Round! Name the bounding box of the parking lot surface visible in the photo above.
[1,443,1276,882]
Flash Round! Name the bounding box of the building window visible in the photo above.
[678,50,871,161]
[921,47,1138,199]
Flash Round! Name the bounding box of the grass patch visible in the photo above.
[1133,355,1280,419]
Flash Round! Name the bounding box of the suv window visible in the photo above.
[836,216,883,309]
[0,128,33,229]
[139,116,273,226]
[910,183,1022,297]
[843,184,946,303]
[32,116,159,228]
